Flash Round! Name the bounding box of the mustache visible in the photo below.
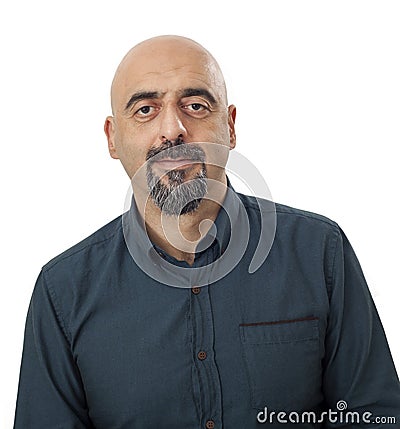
[146,137,206,163]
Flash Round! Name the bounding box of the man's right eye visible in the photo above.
[136,106,153,116]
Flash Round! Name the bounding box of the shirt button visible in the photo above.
[206,420,215,429]
[191,286,201,294]
[197,350,207,360]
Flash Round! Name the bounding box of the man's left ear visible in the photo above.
[228,105,236,150]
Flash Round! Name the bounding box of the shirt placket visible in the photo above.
[189,252,223,429]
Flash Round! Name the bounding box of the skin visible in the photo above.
[104,35,236,264]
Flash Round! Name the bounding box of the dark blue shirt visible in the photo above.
[14,181,400,428]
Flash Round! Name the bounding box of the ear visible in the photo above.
[104,116,119,159]
[227,105,236,150]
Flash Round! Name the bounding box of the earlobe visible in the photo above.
[228,105,237,150]
[104,116,119,159]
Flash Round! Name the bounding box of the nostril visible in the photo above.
[160,135,184,146]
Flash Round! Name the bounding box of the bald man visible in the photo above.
[14,36,400,428]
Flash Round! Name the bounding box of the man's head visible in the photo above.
[104,35,236,216]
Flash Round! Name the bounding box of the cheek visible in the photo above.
[115,126,154,178]
[194,118,229,143]
[201,117,231,150]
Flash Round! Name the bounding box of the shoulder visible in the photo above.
[237,192,342,239]
[42,215,124,276]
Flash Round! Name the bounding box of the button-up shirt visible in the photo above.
[14,179,400,428]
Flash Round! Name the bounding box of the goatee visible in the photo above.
[145,138,208,216]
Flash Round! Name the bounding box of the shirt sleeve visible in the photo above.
[322,228,400,428]
[14,270,94,429]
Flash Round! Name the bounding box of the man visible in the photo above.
[14,35,400,428]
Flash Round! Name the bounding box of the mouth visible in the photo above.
[152,158,201,171]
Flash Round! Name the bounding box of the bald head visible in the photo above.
[110,35,228,115]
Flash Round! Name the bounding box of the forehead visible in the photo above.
[112,45,224,110]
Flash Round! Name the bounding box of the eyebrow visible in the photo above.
[125,91,159,112]
[180,88,217,104]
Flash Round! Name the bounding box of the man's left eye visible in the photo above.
[190,103,204,111]
[181,103,210,118]
[184,103,207,112]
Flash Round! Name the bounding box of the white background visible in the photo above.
[1,1,399,426]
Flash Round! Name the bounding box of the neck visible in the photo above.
[134,174,227,265]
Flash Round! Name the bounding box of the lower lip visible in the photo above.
[153,159,199,170]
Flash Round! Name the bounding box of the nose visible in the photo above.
[158,104,187,143]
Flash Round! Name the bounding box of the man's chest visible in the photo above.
[70,262,328,428]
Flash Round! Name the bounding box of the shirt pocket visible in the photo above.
[239,317,322,411]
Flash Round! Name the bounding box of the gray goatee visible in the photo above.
[146,139,207,216]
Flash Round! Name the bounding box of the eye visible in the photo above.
[182,103,209,116]
[189,103,204,111]
[135,106,154,116]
